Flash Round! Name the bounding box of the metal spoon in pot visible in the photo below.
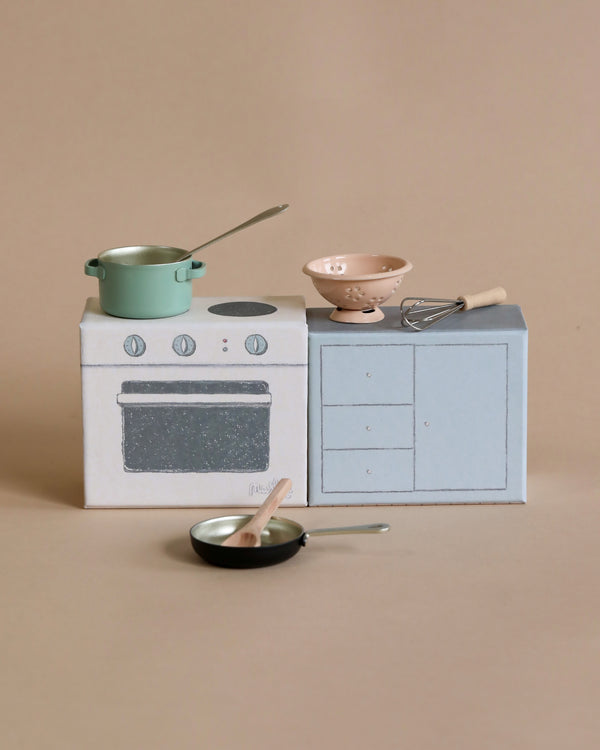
[175,204,289,262]
[221,478,292,548]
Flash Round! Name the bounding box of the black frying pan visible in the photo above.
[189,515,390,568]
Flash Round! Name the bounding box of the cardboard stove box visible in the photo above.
[80,296,308,508]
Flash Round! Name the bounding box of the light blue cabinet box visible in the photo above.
[307,305,527,504]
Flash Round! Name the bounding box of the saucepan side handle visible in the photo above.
[175,261,207,282]
[84,258,105,280]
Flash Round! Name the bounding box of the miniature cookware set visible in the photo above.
[84,201,504,325]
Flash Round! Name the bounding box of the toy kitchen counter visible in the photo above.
[307,304,527,505]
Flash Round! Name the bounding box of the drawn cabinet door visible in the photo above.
[414,344,508,491]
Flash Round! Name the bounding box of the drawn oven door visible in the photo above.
[117,380,272,473]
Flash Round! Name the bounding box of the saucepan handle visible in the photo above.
[175,261,207,282]
[84,258,105,280]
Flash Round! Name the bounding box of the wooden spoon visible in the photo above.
[221,478,292,547]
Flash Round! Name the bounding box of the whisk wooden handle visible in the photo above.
[459,287,507,311]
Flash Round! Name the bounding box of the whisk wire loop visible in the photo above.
[400,297,463,331]
[400,287,506,331]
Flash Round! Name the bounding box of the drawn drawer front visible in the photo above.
[321,345,413,405]
[323,449,413,492]
[323,405,413,449]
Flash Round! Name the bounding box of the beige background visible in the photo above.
[1,2,599,748]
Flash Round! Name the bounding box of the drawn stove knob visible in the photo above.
[173,334,196,356]
[245,334,268,355]
[123,334,146,357]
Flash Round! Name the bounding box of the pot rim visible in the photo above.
[98,245,191,267]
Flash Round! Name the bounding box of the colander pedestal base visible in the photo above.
[329,307,385,324]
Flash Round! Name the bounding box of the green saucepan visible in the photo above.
[84,245,207,319]
[84,204,289,319]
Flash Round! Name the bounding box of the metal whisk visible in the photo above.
[400,287,507,331]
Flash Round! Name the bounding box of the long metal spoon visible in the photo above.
[175,204,289,262]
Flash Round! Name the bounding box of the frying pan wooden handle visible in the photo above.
[459,287,507,311]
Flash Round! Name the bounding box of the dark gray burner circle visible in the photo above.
[208,301,278,317]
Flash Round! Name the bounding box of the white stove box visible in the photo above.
[80,296,308,508]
